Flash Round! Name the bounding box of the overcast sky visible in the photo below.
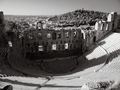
[0,0,120,15]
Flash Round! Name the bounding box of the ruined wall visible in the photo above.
[20,27,83,59]
[0,11,8,59]
[95,12,118,41]
[0,11,8,47]
[0,11,4,32]
[81,12,119,52]
[116,16,120,32]
[13,11,119,59]
[81,29,96,51]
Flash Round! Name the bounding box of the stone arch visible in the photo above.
[0,18,2,24]
[52,32,57,40]
[93,36,96,43]
[0,11,3,24]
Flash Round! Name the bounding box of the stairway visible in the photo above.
[98,33,120,72]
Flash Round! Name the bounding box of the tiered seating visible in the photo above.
[98,33,120,72]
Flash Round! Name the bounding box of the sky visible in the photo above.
[0,0,120,15]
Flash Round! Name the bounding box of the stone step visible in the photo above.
[86,46,107,60]
[101,33,120,49]
[1,76,48,85]
[107,43,120,53]
[100,56,120,72]
[110,56,120,64]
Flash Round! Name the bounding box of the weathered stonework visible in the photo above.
[14,12,119,60]
[0,11,118,58]
[0,11,8,58]
[20,27,83,59]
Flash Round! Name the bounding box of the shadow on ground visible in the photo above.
[0,78,82,88]
[3,32,120,77]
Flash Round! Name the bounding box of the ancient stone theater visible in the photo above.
[18,12,118,60]
[20,24,83,59]
[0,11,119,60]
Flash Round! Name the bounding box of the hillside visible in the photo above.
[4,15,50,23]
[48,9,108,26]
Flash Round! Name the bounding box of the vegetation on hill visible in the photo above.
[2,9,109,39]
[4,15,49,22]
[48,9,108,26]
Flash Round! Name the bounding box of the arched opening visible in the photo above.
[0,18,3,24]
[93,36,96,43]
[6,31,15,41]
[52,32,56,40]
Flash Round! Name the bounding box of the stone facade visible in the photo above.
[20,26,83,59]
[16,12,119,59]
[2,11,118,59]
[81,12,119,51]
[0,11,4,34]
[0,11,7,46]
[0,11,8,58]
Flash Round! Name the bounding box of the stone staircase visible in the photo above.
[1,76,48,85]
[97,33,120,73]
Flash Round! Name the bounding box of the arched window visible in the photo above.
[65,43,69,49]
[81,33,83,39]
[60,40,62,44]
[38,45,43,51]
[58,45,61,50]
[93,36,96,43]
[65,32,69,38]
[37,21,43,29]
[0,12,3,24]
[107,13,113,22]
[47,33,51,38]
[8,41,12,47]
[0,18,2,24]
[62,44,64,50]
[95,21,99,30]
[52,32,56,40]
[106,23,109,30]
[52,44,57,50]
[57,33,61,39]
[38,33,42,39]
[70,44,72,49]
[74,31,77,37]
[81,30,85,39]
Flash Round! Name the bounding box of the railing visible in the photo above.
[94,45,110,72]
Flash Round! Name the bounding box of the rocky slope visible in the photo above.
[48,9,107,26]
